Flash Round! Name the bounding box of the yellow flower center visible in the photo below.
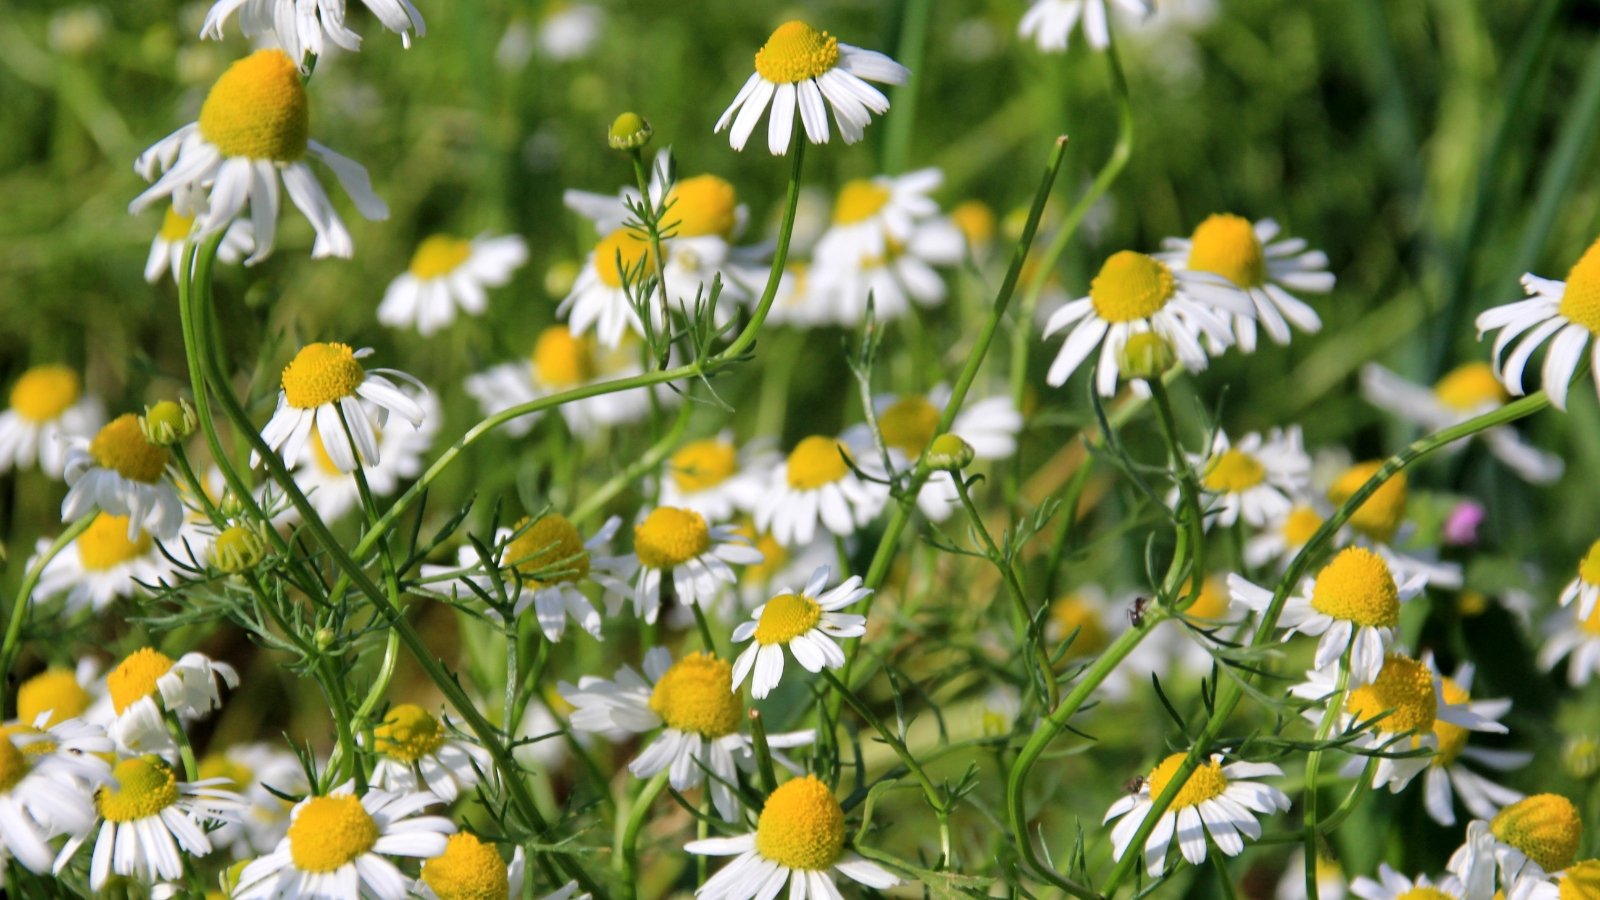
[1395,889,1455,900]
[1346,654,1436,735]
[1185,576,1231,620]
[0,739,27,794]
[1089,251,1176,323]
[634,507,712,569]
[1310,546,1401,628]
[1433,362,1509,411]
[160,206,195,241]
[421,833,510,900]
[1577,539,1600,587]
[1049,595,1108,656]
[754,593,823,645]
[786,436,850,490]
[1202,448,1266,493]
[1490,794,1583,873]
[593,228,656,290]
[197,752,253,790]
[832,179,891,226]
[1281,506,1323,547]
[1582,602,1600,637]
[89,414,169,483]
[531,326,597,388]
[1328,462,1408,542]
[281,342,365,410]
[1186,214,1265,289]
[505,514,590,588]
[1145,753,1229,810]
[753,21,840,84]
[670,439,740,493]
[1557,860,1600,900]
[1432,677,1472,767]
[1557,237,1600,335]
[197,50,309,161]
[9,365,81,423]
[664,175,739,240]
[409,235,474,280]
[754,775,845,870]
[97,756,179,822]
[288,795,380,873]
[741,527,788,585]
[878,396,940,457]
[77,513,154,572]
[107,647,175,715]
[950,200,996,248]
[375,704,447,763]
[17,667,92,727]
[648,652,742,737]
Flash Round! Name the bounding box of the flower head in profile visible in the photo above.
[1183,427,1310,529]
[61,413,183,540]
[1421,660,1529,827]
[1019,0,1153,53]
[1475,234,1600,411]
[659,434,777,522]
[201,0,425,68]
[105,647,238,755]
[1447,794,1583,900]
[291,388,439,523]
[0,364,103,478]
[716,21,909,154]
[143,206,254,285]
[0,717,112,874]
[257,343,426,474]
[628,507,763,624]
[1244,502,1328,572]
[367,704,493,804]
[33,512,180,615]
[1103,752,1289,876]
[731,567,870,699]
[379,234,529,336]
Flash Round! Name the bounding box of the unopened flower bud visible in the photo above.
[212,524,267,573]
[608,112,652,151]
[315,627,336,650]
[140,399,196,446]
[1118,333,1174,382]
[926,433,975,471]
[1563,734,1600,779]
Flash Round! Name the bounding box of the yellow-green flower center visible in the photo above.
[160,206,195,241]
[9,365,80,423]
[648,652,742,737]
[670,439,740,493]
[754,593,823,645]
[197,752,253,790]
[754,21,841,84]
[89,414,169,483]
[1556,859,1600,900]
[1202,448,1267,493]
[375,704,447,763]
[78,513,154,572]
[281,342,365,410]
[1185,575,1231,620]
[1328,461,1407,543]
[1433,362,1509,411]
[593,228,655,290]
[1491,794,1583,873]
[1346,654,1436,734]
[786,436,850,490]
[98,756,180,822]
[288,795,380,873]
[1583,602,1600,637]
[409,235,474,280]
[421,832,510,900]
[754,776,845,870]
[17,668,92,727]
[1187,214,1265,289]
[1432,677,1472,767]
[1146,753,1229,810]
[664,175,739,240]
[505,514,590,588]
[634,507,712,569]
[1090,251,1176,323]
[1281,506,1323,547]
[531,326,597,388]
[197,49,309,161]
[107,647,174,715]
[832,179,891,225]
[1558,238,1600,335]
[1310,546,1401,628]
[878,396,940,457]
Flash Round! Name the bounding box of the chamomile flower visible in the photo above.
[754,434,891,547]
[1322,461,1463,590]
[1421,661,1529,827]
[686,775,901,898]
[32,513,180,615]
[1475,235,1600,411]
[0,718,112,874]
[464,326,665,439]
[1447,794,1583,900]
[559,227,659,348]
[104,647,238,756]
[130,50,388,263]
[416,833,525,900]
[14,660,105,729]
[61,413,182,540]
[143,206,254,284]
[716,21,909,154]
[628,507,763,624]
[1019,0,1153,52]
[733,525,836,610]
[811,169,946,264]
[201,0,424,69]
[367,705,493,804]
[1158,215,1333,352]
[235,784,455,899]
[1359,362,1562,484]
[659,433,777,521]
[257,342,426,474]
[808,216,965,325]
[1184,427,1311,529]
[291,389,439,522]
[1043,250,1250,396]
[1537,599,1600,687]
[846,387,1022,521]
[1103,752,1290,875]
[52,754,243,890]
[1275,849,1348,900]
[1229,546,1427,684]
[196,743,309,856]
[1559,539,1600,620]
[0,365,103,478]
[730,567,870,699]
[1244,503,1329,571]
[1350,864,1466,900]
[378,234,529,336]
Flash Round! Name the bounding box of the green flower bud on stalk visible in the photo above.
[140,399,196,446]
[926,433,975,471]
[608,112,653,151]
[1117,332,1174,382]
[212,524,267,573]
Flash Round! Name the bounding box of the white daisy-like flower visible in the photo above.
[808,216,965,325]
[1537,598,1600,687]
[1447,794,1584,900]
[1103,752,1290,876]
[1043,250,1252,396]
[32,512,180,616]
[810,169,945,264]
[732,525,837,610]
[1229,545,1427,685]
[1274,848,1348,900]
[256,342,426,474]
[197,742,309,857]
[1475,235,1600,411]
[0,365,102,478]
[378,234,529,336]
[291,388,439,523]
[1359,362,1562,484]
[143,205,254,285]
[0,717,112,874]
[1420,660,1529,827]
[52,754,243,890]
[104,647,238,756]
[1244,502,1330,572]
[1350,864,1466,900]
[559,648,813,821]
[754,434,891,547]
[628,506,763,624]
[366,704,494,804]
[536,2,602,61]
[1019,0,1153,52]
[686,775,901,898]
[235,783,454,899]
[1559,538,1600,621]
[415,833,527,900]
[1318,460,1464,591]
[730,566,869,699]
[1180,427,1311,529]
[13,660,106,729]
[201,0,424,68]
[60,413,183,541]
[658,433,777,522]
[464,326,667,440]
[1158,215,1333,352]
[129,50,388,263]
[716,20,909,155]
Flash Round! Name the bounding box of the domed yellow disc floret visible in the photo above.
[664,175,739,240]
[282,343,365,410]
[506,514,590,587]
[89,414,169,484]
[77,513,153,572]
[1090,251,1176,324]
[10,365,81,423]
[634,507,712,569]
[1328,462,1407,542]
[1310,547,1400,627]
[593,228,656,289]
[754,21,840,85]
[1184,575,1231,620]
[754,593,823,645]
[375,704,447,763]
[1394,887,1454,900]
[1490,793,1583,874]
[649,652,742,737]
[107,647,175,714]
[1556,859,1600,900]
[1146,753,1229,810]
[755,775,846,871]
[531,326,597,388]
[289,794,380,873]
[0,738,28,794]
[1432,677,1472,766]
[1187,214,1266,289]
[1281,506,1323,547]
[1558,237,1600,335]
[1346,654,1436,735]
[1433,362,1509,411]
[671,439,740,493]
[409,235,473,280]
[98,755,179,822]
[17,667,92,727]
[878,396,939,457]
[197,752,253,789]
[198,50,309,161]
[786,436,850,490]
[1049,595,1108,656]
[421,832,510,900]
[160,207,196,241]
[1202,448,1266,493]
[832,179,891,226]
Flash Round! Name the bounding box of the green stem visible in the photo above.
[820,667,944,815]
[0,514,93,707]
[1301,654,1351,900]
[880,0,932,175]
[617,769,670,899]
